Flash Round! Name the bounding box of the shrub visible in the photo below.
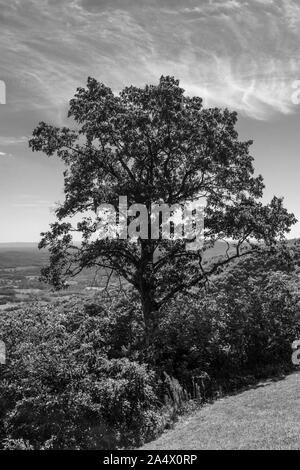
[155,252,300,394]
[1,249,300,448]
[0,301,162,449]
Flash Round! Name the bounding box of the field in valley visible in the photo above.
[0,243,121,309]
[0,240,239,310]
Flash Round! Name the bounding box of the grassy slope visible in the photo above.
[141,371,300,450]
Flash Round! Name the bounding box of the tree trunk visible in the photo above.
[139,239,158,347]
[141,289,159,347]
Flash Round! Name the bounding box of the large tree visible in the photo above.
[30,76,296,343]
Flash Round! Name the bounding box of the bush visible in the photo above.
[0,300,162,449]
[155,251,300,395]
[1,249,300,448]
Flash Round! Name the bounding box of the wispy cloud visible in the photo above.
[0,150,13,158]
[0,136,28,146]
[0,0,300,120]
[1,0,300,242]
[11,199,55,209]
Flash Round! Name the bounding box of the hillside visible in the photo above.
[0,245,49,268]
[141,371,300,450]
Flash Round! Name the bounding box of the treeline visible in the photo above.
[0,246,300,449]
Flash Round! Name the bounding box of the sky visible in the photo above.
[0,0,300,242]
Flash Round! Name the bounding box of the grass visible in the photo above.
[141,371,300,450]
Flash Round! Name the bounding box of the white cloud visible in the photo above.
[0,136,28,146]
[11,199,55,208]
[0,0,300,120]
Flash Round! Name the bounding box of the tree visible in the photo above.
[29,76,296,344]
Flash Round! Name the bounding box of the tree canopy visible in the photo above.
[29,76,296,341]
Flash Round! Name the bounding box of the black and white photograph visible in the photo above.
[1,0,300,458]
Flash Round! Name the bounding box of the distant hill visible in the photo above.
[0,244,48,268]
[0,239,297,269]
[0,243,39,250]
[0,240,231,270]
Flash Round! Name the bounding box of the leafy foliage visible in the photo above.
[3,76,298,447]
[1,248,300,448]
[0,299,162,449]
[155,249,300,389]
[29,76,296,340]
